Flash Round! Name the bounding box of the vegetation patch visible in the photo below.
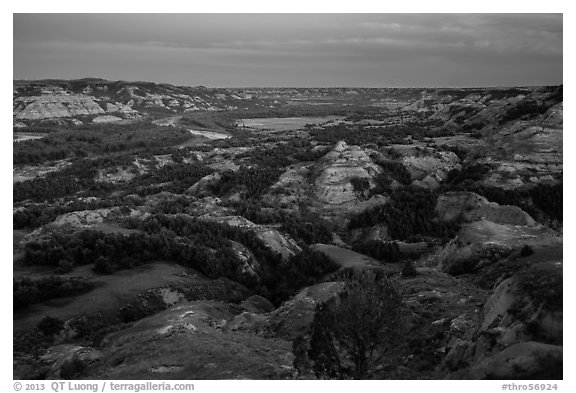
[14,276,97,310]
[14,124,192,165]
[261,248,340,305]
[349,188,462,242]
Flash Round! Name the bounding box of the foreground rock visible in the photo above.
[90,301,293,379]
[39,345,102,379]
[445,258,562,379]
[469,342,562,379]
[267,282,345,340]
[481,260,562,346]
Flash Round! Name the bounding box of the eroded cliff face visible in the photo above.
[401,148,461,189]
[13,92,142,122]
[314,141,381,205]
[435,191,536,226]
[12,80,248,126]
[14,94,106,120]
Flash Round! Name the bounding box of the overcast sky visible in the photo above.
[13,13,563,87]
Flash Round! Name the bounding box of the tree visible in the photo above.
[306,271,405,379]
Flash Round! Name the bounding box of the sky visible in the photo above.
[13,13,563,88]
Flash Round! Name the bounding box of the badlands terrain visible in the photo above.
[13,79,562,379]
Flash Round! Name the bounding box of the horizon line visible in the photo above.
[13,77,563,90]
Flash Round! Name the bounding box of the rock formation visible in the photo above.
[14,94,106,120]
[314,141,380,205]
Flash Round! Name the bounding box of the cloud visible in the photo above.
[13,14,562,87]
[206,13,561,60]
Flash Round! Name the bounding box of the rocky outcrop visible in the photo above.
[20,208,149,246]
[230,241,260,278]
[51,207,147,228]
[436,191,536,226]
[14,94,106,120]
[96,167,138,184]
[401,148,461,183]
[105,102,139,118]
[186,173,221,196]
[91,301,294,379]
[267,282,345,339]
[474,97,562,188]
[445,258,562,378]
[469,342,562,379]
[241,295,275,314]
[266,163,310,206]
[13,92,140,122]
[436,218,561,276]
[40,344,101,379]
[481,262,562,345]
[13,160,71,184]
[200,215,302,260]
[436,238,514,276]
[459,219,561,248]
[227,312,269,333]
[314,141,380,205]
[53,208,113,226]
[463,94,526,129]
[402,94,447,113]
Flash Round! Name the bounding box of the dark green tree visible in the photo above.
[306,271,404,379]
